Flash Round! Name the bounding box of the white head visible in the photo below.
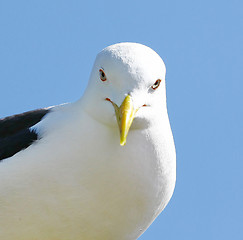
[81,42,167,145]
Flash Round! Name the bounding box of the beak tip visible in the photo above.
[120,139,126,146]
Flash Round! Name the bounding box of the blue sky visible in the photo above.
[0,0,242,239]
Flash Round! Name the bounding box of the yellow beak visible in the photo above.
[110,95,137,146]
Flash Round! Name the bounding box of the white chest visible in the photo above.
[0,113,176,240]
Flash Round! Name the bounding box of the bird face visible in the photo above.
[82,43,167,145]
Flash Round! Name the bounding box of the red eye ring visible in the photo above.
[99,69,107,81]
[151,79,161,90]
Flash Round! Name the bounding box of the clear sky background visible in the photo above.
[0,0,242,239]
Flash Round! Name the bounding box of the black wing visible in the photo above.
[0,108,51,161]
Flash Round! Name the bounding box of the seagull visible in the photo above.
[0,42,176,240]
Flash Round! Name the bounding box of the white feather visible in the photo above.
[0,42,176,240]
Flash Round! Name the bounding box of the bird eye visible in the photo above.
[99,69,107,81]
[151,79,161,90]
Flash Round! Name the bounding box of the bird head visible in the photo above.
[81,42,167,146]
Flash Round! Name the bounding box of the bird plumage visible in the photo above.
[0,43,176,240]
[0,108,50,161]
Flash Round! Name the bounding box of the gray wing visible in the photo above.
[0,108,51,161]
